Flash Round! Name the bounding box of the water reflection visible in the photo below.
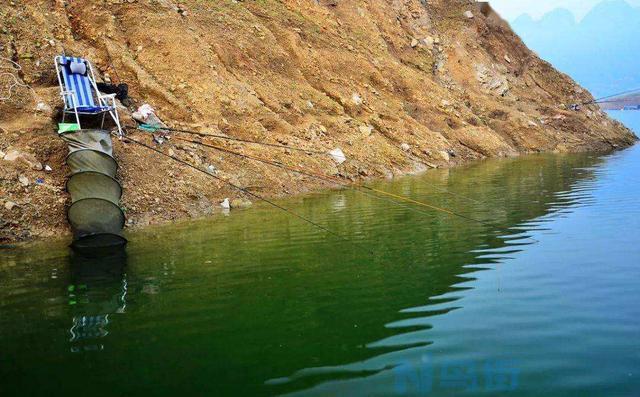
[1,148,638,397]
[264,155,611,396]
[67,249,127,353]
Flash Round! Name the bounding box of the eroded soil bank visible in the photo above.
[0,0,636,243]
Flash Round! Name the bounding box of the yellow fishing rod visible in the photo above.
[169,135,521,233]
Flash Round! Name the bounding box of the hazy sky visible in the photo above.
[489,0,640,21]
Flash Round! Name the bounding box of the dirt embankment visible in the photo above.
[0,0,636,244]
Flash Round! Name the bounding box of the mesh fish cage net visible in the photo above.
[61,130,127,250]
[66,149,118,177]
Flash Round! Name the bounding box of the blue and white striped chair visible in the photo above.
[55,55,123,136]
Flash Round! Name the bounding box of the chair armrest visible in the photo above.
[98,93,117,105]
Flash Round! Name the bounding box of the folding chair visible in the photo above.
[55,55,123,136]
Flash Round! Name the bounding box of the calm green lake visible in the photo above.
[1,143,639,396]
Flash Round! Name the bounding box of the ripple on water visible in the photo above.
[1,146,640,396]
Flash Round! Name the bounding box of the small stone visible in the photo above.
[4,201,17,210]
[18,175,29,187]
[3,150,21,162]
[168,148,175,157]
[352,93,363,106]
[400,143,411,151]
[410,38,419,48]
[421,36,435,49]
[44,165,52,172]
[464,10,474,19]
[329,148,346,165]
[504,54,512,63]
[359,125,373,135]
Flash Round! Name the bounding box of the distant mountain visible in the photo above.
[511,0,640,98]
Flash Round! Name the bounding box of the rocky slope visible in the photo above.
[0,0,636,244]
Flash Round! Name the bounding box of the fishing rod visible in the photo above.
[135,124,484,205]
[593,99,640,105]
[170,135,525,234]
[121,134,356,244]
[171,135,444,218]
[129,124,328,155]
[582,87,640,105]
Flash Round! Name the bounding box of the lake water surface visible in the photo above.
[608,110,640,135]
[1,140,639,396]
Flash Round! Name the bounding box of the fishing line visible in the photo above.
[121,134,358,246]
[134,124,484,205]
[127,124,327,155]
[171,135,440,217]
[170,135,537,243]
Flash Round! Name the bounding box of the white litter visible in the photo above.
[138,104,155,119]
[329,148,347,165]
[132,103,168,130]
[220,198,230,209]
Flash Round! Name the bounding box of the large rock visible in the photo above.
[3,148,43,170]
[475,64,510,97]
[18,175,30,187]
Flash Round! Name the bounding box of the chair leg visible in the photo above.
[74,109,81,130]
[110,108,123,138]
[101,112,106,130]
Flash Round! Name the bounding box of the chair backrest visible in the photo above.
[57,56,97,109]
